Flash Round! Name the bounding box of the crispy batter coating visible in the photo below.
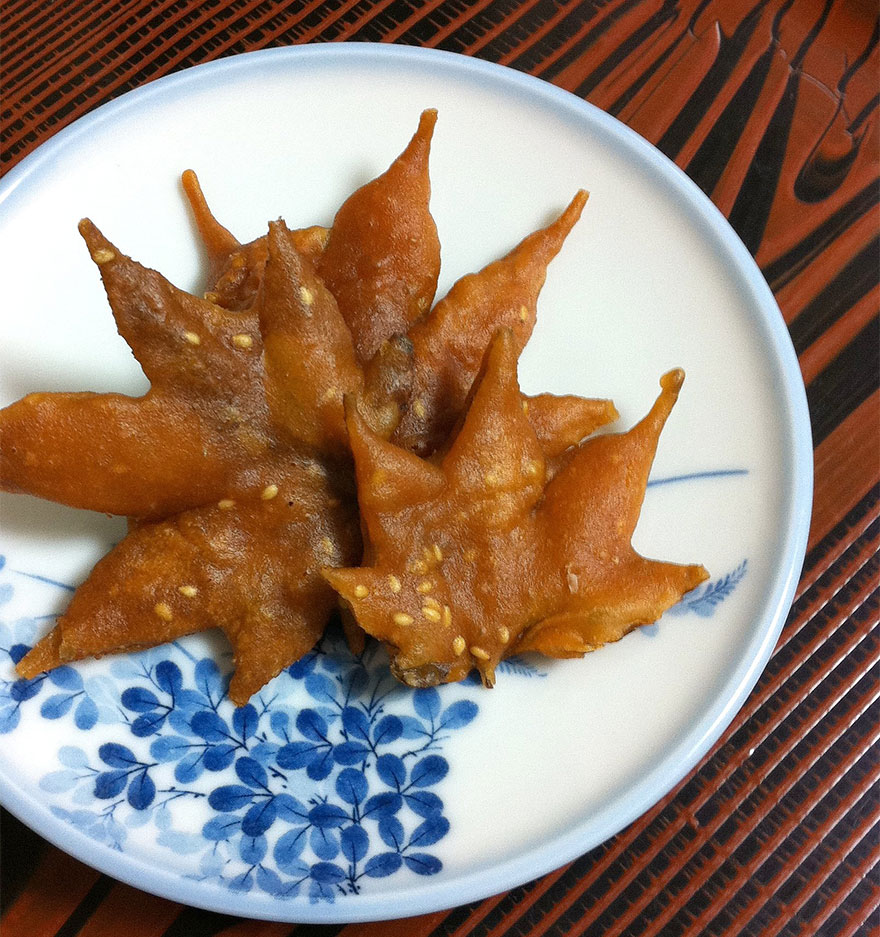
[324,330,708,688]
[316,109,441,364]
[7,220,368,703]
[181,169,329,311]
[2,109,707,700]
[393,191,589,456]
[184,117,609,460]
[22,456,357,703]
[184,110,441,365]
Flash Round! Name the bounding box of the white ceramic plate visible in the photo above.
[0,44,811,922]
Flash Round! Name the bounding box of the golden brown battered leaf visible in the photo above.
[393,191,589,456]
[317,109,441,364]
[20,457,358,703]
[324,330,707,688]
[181,169,329,311]
[183,108,440,360]
[184,128,608,460]
[7,219,368,703]
[525,394,618,461]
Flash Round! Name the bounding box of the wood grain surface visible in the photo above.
[1,1,877,935]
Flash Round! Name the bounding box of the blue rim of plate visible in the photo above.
[0,42,813,923]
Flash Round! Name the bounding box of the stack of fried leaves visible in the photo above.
[0,111,707,704]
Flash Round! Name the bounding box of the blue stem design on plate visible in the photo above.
[647,468,749,488]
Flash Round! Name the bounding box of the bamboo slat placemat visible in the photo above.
[1,1,877,935]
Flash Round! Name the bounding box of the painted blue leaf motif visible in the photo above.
[239,834,268,865]
[275,794,309,824]
[378,815,405,849]
[10,678,42,703]
[174,690,205,712]
[127,771,156,810]
[286,653,317,679]
[667,560,748,617]
[309,862,345,884]
[190,710,228,742]
[194,657,223,700]
[256,867,288,898]
[335,768,368,805]
[208,785,255,812]
[307,749,335,781]
[409,815,450,847]
[333,741,370,765]
[40,693,74,719]
[74,696,99,730]
[409,755,448,787]
[58,746,89,768]
[168,709,196,734]
[372,714,403,745]
[131,710,167,737]
[82,675,119,722]
[155,660,183,697]
[304,673,337,703]
[229,869,253,893]
[235,757,267,791]
[364,852,403,878]
[274,828,309,872]
[269,710,289,738]
[154,804,172,830]
[413,688,442,721]
[232,704,258,740]
[108,658,144,680]
[404,853,442,875]
[94,770,128,799]
[276,741,322,770]
[439,700,478,730]
[0,703,19,736]
[309,803,349,829]
[150,736,191,762]
[99,743,139,768]
[341,824,369,863]
[311,826,340,861]
[202,814,241,841]
[405,791,444,818]
[341,706,371,740]
[39,770,80,793]
[156,830,202,854]
[174,751,205,784]
[496,657,545,677]
[309,880,334,902]
[241,800,276,837]
[203,743,237,772]
[362,792,402,819]
[8,644,30,665]
[249,742,279,765]
[199,851,224,876]
[376,753,407,790]
[0,583,11,604]
[398,715,428,739]
[48,666,82,690]
[296,709,328,742]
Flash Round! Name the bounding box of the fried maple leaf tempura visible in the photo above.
[185,114,614,463]
[325,330,709,688]
[0,109,707,699]
[8,220,373,703]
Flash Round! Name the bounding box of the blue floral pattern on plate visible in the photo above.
[0,530,746,904]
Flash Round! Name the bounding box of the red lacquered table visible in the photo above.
[1,2,877,936]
